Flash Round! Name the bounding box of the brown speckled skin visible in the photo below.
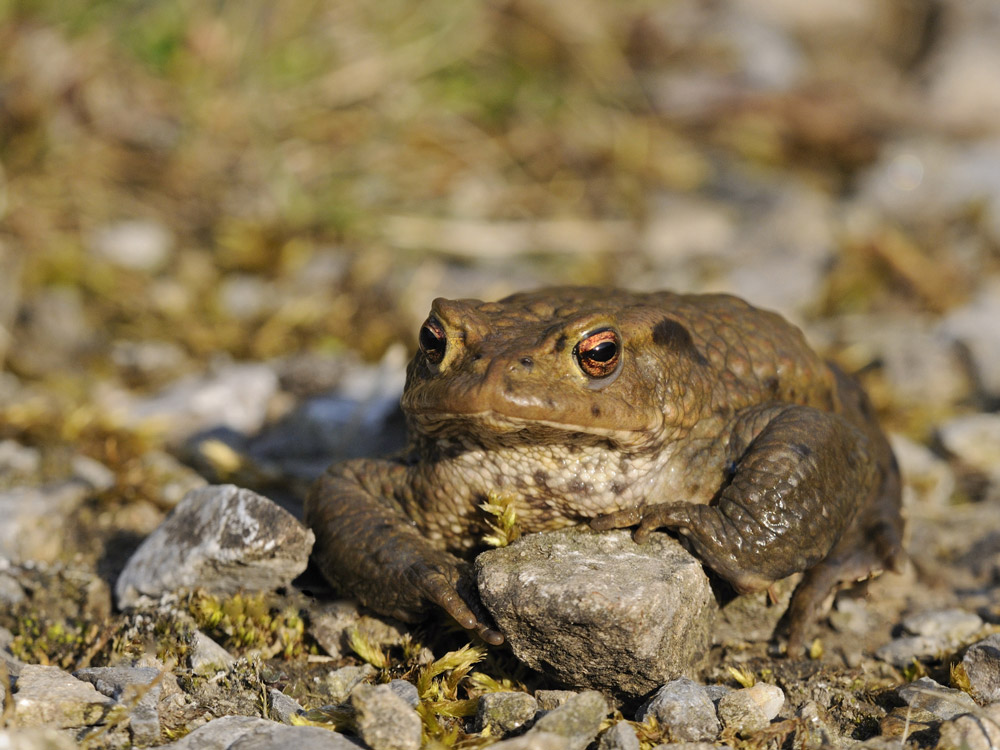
[305,288,904,652]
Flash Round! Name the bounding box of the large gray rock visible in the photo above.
[155,715,359,749]
[115,484,314,608]
[476,528,716,696]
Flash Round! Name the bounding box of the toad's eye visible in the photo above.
[574,328,621,378]
[418,317,447,364]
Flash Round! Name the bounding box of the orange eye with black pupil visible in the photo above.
[419,317,446,364]
[575,329,621,378]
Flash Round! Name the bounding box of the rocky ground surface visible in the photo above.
[4,0,1000,748]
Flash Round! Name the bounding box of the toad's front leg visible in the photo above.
[305,458,503,645]
[592,403,881,653]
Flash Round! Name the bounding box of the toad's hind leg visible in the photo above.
[593,403,884,648]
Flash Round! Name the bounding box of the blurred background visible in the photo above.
[2,0,1000,494]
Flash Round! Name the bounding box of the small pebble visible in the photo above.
[189,631,235,675]
[350,683,422,750]
[637,678,720,742]
[269,688,305,723]
[717,683,783,733]
[476,691,538,735]
[598,721,640,750]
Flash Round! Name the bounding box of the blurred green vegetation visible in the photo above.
[0,0,977,385]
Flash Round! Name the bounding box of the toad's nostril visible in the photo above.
[518,356,534,370]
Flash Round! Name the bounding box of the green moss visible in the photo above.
[187,591,307,659]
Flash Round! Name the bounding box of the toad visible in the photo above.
[305,288,904,653]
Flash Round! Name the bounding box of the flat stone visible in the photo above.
[896,677,977,720]
[961,632,1000,704]
[476,528,716,696]
[11,664,121,729]
[74,666,162,745]
[637,678,720,742]
[349,683,422,750]
[475,691,538,735]
[156,715,359,749]
[115,484,314,608]
[0,481,91,563]
[523,690,608,750]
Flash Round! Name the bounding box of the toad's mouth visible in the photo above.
[406,408,663,451]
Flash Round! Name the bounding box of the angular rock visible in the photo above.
[897,677,977,720]
[189,631,236,675]
[349,682,422,750]
[11,664,121,729]
[74,666,163,745]
[0,481,91,563]
[156,715,359,749]
[523,690,608,750]
[598,721,640,750]
[637,678,720,742]
[475,691,538,735]
[476,529,716,695]
[936,704,1000,750]
[961,632,1000,704]
[717,683,784,733]
[115,484,314,608]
